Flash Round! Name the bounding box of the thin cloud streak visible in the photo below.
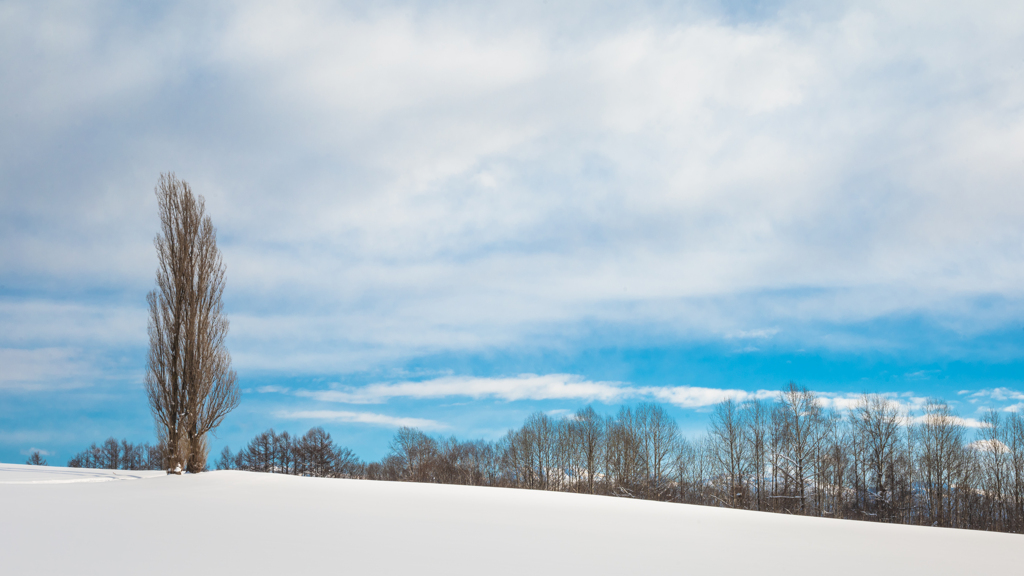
[963,388,1024,403]
[299,374,633,404]
[286,375,1011,422]
[277,410,447,431]
[910,415,989,429]
[293,374,781,408]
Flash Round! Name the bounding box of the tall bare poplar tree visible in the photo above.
[146,173,240,474]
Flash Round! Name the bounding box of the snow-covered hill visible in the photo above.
[1,463,1019,575]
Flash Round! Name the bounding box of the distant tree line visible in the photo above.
[214,383,1024,534]
[217,426,363,478]
[61,383,1024,534]
[66,438,164,471]
[362,383,1024,534]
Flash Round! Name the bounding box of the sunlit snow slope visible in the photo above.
[1,463,1019,575]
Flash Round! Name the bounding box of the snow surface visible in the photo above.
[0,463,165,484]
[1,463,1020,575]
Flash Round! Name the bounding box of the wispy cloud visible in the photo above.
[294,374,778,409]
[726,328,780,340]
[0,348,97,391]
[298,374,631,404]
[910,415,989,429]
[969,439,1009,452]
[277,410,447,431]
[287,375,1012,421]
[963,388,1024,403]
[642,385,778,408]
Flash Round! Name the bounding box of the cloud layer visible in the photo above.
[4,1,1024,378]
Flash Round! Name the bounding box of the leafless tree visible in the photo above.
[145,173,240,473]
[573,405,605,494]
[709,398,748,507]
[743,399,770,511]
[1007,411,1024,532]
[775,383,822,514]
[26,451,48,466]
[366,454,406,481]
[333,445,363,478]
[919,399,967,527]
[688,436,717,506]
[65,439,161,470]
[238,429,277,472]
[637,403,679,498]
[976,409,1010,531]
[816,410,850,518]
[505,412,558,490]
[146,443,165,470]
[852,394,903,521]
[216,446,234,470]
[274,431,295,475]
[606,407,644,496]
[121,439,144,470]
[389,427,438,482]
[300,427,343,478]
[102,437,121,470]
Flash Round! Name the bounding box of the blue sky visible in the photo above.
[3,0,1024,463]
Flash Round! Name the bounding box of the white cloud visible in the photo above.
[727,329,781,340]
[288,378,1018,423]
[0,348,97,391]
[277,409,447,431]
[964,388,1024,403]
[810,392,946,418]
[295,374,778,409]
[643,385,778,408]
[0,300,146,348]
[298,374,632,404]
[909,414,989,429]
[206,1,1024,365]
[813,394,867,412]
[969,439,1009,453]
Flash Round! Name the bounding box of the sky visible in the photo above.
[3,0,1024,464]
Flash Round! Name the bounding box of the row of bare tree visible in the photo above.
[218,427,362,478]
[83,381,1024,534]
[66,438,164,471]
[356,384,1024,534]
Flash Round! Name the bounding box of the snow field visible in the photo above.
[1,463,1020,575]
